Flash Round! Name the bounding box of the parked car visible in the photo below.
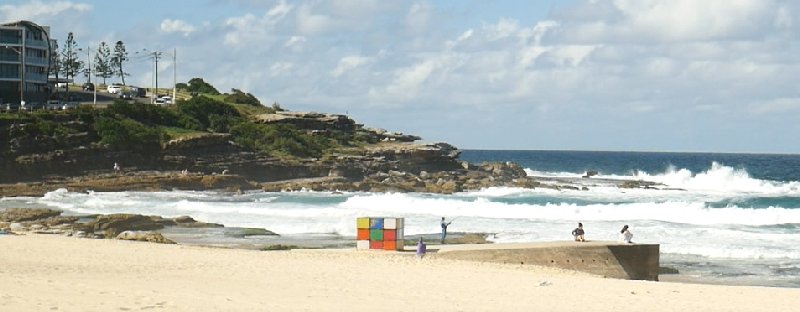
[129,86,147,98]
[56,82,68,89]
[61,102,78,110]
[82,82,95,91]
[154,97,167,105]
[107,83,123,94]
[46,100,63,110]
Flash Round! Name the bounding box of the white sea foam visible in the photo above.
[3,183,799,261]
[528,162,800,196]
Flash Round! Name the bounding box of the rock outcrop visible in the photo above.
[116,231,176,244]
[0,208,245,245]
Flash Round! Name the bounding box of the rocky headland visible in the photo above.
[0,109,551,197]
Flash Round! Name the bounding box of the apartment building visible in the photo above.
[0,20,52,105]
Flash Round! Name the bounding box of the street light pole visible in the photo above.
[20,27,26,107]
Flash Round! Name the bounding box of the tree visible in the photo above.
[49,40,61,91]
[59,32,83,82]
[94,42,113,85]
[185,78,220,95]
[111,41,129,85]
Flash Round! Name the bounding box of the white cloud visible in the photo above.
[106,0,800,152]
[270,62,294,77]
[331,56,370,77]
[405,2,433,34]
[267,0,293,19]
[160,19,196,36]
[0,0,90,21]
[751,97,800,114]
[284,35,306,50]
[223,1,294,46]
[296,4,338,35]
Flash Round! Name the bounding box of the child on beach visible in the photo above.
[619,225,633,243]
[416,238,426,259]
[571,222,585,242]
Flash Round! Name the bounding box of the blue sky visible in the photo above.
[2,0,799,153]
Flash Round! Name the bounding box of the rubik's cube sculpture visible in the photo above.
[356,217,405,250]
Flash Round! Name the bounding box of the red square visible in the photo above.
[370,241,384,249]
[384,229,396,241]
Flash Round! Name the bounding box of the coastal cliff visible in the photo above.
[0,102,540,196]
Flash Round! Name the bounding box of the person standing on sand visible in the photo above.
[620,225,633,243]
[416,237,426,258]
[440,217,452,244]
[572,222,585,242]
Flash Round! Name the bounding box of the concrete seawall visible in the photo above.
[431,241,660,281]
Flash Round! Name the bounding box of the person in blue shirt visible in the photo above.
[440,217,452,244]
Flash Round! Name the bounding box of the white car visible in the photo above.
[107,84,123,94]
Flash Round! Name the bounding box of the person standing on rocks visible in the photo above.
[440,217,452,244]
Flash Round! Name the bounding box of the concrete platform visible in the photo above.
[426,241,660,281]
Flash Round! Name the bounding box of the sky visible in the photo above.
[2,0,800,154]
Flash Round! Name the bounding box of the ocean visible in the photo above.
[2,150,799,287]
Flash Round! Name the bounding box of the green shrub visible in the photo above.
[230,123,331,158]
[94,117,163,151]
[177,115,204,131]
[177,96,240,132]
[224,88,261,106]
[103,100,179,127]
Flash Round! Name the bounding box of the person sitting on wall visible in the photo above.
[619,225,633,243]
[571,222,585,242]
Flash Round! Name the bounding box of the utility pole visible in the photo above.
[172,48,176,102]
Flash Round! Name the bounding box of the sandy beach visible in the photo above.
[0,234,797,311]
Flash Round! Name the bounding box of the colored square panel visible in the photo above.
[357,229,370,240]
[396,229,404,240]
[384,240,397,250]
[383,218,397,229]
[370,241,384,249]
[370,218,384,229]
[396,239,405,250]
[384,229,396,241]
[370,229,384,241]
[357,217,370,229]
[396,218,404,229]
[356,240,370,250]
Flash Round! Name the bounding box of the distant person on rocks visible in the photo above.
[440,217,452,244]
[572,222,585,242]
[620,225,633,243]
[113,162,121,173]
[416,237,426,259]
